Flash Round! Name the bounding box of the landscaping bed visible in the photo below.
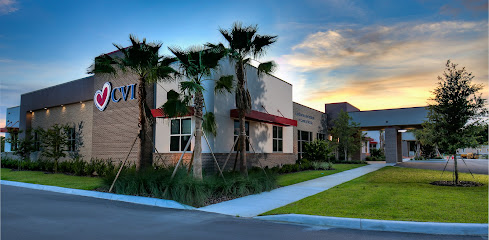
[263,167,488,223]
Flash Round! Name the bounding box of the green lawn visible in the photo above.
[277,164,367,186]
[1,168,104,190]
[265,167,488,223]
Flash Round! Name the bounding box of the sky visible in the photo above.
[0,0,488,134]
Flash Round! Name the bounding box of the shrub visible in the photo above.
[103,166,277,207]
[303,140,333,161]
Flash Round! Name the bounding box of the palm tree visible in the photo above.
[209,22,277,176]
[88,35,177,169]
[163,45,231,179]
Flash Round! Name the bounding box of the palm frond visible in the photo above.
[87,54,117,74]
[202,112,217,136]
[257,61,276,76]
[215,75,234,94]
[161,90,190,117]
[180,81,205,94]
[252,34,277,58]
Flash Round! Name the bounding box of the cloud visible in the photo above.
[281,20,488,111]
[0,0,18,15]
[440,0,488,16]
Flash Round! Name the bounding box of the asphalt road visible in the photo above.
[2,185,485,240]
[397,159,488,175]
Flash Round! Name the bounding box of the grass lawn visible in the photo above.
[265,167,488,223]
[1,168,104,190]
[277,164,367,187]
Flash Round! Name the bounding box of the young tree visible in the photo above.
[209,22,277,176]
[330,110,363,161]
[423,60,487,183]
[37,124,69,173]
[163,45,231,180]
[88,35,177,169]
[303,139,334,162]
[6,129,33,160]
[1,136,4,152]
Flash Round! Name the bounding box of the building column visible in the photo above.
[385,126,402,163]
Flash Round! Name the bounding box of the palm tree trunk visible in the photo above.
[235,60,248,177]
[137,77,147,170]
[193,91,204,180]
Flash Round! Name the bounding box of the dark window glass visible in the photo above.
[171,120,180,135]
[181,135,191,151]
[170,136,180,151]
[181,119,191,134]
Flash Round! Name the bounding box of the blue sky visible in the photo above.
[0,0,487,132]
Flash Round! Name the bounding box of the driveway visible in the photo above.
[2,185,481,240]
[396,159,488,175]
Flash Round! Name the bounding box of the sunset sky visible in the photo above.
[0,0,488,131]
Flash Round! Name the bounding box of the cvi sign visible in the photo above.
[94,82,136,111]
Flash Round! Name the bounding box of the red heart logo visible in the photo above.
[94,82,112,111]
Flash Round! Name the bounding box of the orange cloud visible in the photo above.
[278,20,488,111]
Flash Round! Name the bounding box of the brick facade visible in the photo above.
[30,101,93,161]
[91,72,155,167]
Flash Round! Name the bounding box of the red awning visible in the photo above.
[230,109,297,127]
[0,127,19,133]
[151,107,194,118]
[369,141,378,144]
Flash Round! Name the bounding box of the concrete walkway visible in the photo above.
[199,163,392,217]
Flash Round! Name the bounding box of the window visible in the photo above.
[170,118,192,151]
[369,143,377,150]
[234,120,249,151]
[297,130,312,159]
[34,131,41,151]
[11,132,18,151]
[67,127,76,152]
[317,133,325,140]
[273,126,283,152]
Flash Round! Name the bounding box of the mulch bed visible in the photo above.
[203,195,241,206]
[430,181,484,187]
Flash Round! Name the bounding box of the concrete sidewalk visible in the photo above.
[199,163,392,217]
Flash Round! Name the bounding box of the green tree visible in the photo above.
[209,22,277,176]
[0,136,4,152]
[303,139,334,162]
[88,35,177,169]
[5,129,33,160]
[37,124,69,173]
[423,60,487,183]
[163,45,231,179]
[330,110,363,161]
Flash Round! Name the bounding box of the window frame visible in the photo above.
[169,118,192,152]
[273,126,283,152]
[297,130,312,159]
[67,127,76,152]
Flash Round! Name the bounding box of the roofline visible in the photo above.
[246,63,292,86]
[293,101,325,113]
[7,106,20,109]
[350,106,428,113]
[21,76,94,96]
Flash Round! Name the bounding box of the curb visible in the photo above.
[255,214,488,236]
[1,180,195,210]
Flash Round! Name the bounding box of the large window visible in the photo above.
[317,133,326,140]
[170,118,192,151]
[67,127,76,152]
[11,132,18,151]
[298,130,312,159]
[273,126,283,152]
[34,131,41,151]
[234,120,249,151]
